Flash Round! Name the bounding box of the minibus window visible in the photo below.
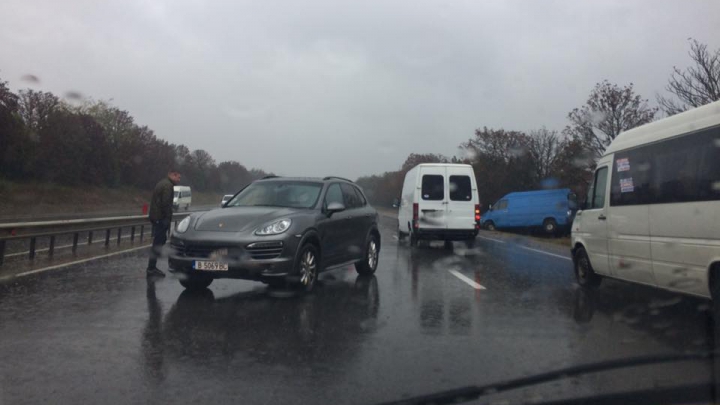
[449,176,472,201]
[592,167,608,209]
[421,175,444,201]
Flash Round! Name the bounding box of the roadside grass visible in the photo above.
[0,180,222,220]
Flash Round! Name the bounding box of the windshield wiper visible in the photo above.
[376,352,714,405]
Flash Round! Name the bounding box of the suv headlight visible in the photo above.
[256,219,292,236]
[176,216,191,233]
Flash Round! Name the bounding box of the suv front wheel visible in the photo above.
[356,234,380,275]
[295,244,319,292]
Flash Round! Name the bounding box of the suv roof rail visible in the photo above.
[322,176,354,183]
[261,175,281,180]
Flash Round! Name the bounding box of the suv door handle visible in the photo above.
[598,214,607,220]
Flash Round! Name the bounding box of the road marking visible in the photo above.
[477,235,505,244]
[5,235,138,258]
[518,245,572,261]
[0,244,152,282]
[448,269,486,290]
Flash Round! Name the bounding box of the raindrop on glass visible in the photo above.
[589,110,607,125]
[21,74,40,83]
[64,91,83,100]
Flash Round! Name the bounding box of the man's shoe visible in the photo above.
[146,267,166,277]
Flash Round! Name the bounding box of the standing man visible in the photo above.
[147,169,181,277]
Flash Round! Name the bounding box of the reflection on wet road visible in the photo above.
[0,216,715,404]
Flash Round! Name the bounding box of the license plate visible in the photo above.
[193,261,229,271]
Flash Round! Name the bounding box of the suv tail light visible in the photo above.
[412,203,419,229]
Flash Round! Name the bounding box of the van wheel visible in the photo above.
[543,219,557,234]
[574,247,601,288]
[485,221,496,231]
[397,230,406,241]
[710,266,720,312]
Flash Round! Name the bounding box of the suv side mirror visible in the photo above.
[326,202,346,215]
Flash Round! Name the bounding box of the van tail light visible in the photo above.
[474,204,481,222]
[412,203,419,229]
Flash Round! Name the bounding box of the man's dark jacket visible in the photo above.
[149,177,174,222]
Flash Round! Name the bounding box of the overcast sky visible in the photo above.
[1,0,718,179]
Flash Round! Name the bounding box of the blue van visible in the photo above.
[481,189,577,234]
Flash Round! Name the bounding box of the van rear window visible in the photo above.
[421,175,444,200]
[449,176,472,201]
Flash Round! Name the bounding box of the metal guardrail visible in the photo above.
[0,213,192,266]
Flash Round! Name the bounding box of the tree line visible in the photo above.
[0,86,271,192]
[357,39,720,209]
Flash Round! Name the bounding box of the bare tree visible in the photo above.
[462,127,529,164]
[564,80,657,157]
[400,153,448,172]
[0,77,18,111]
[658,39,720,116]
[527,127,563,181]
[17,89,60,135]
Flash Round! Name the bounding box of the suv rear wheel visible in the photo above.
[356,234,380,275]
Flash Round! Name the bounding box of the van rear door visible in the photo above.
[446,167,476,230]
[418,167,448,230]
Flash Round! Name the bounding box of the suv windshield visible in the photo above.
[226,181,322,209]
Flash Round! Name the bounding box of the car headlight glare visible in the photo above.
[177,216,191,233]
[256,219,292,235]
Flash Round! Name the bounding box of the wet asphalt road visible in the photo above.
[0,216,717,404]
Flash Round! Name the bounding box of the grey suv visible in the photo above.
[168,176,381,291]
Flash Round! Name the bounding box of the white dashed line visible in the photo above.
[477,235,505,244]
[448,269,486,290]
[518,245,572,261]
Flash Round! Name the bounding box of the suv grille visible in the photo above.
[171,243,221,258]
[246,241,284,260]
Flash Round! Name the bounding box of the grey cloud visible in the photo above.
[1,0,718,179]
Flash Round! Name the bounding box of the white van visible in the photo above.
[173,186,192,211]
[398,163,480,247]
[571,100,720,299]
